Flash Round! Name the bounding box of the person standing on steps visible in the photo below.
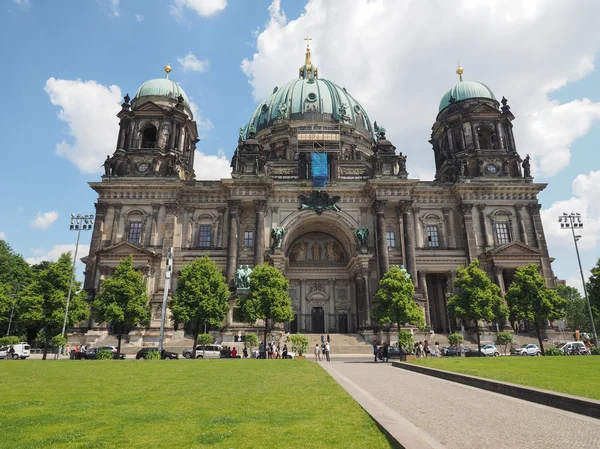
[373,341,378,362]
[327,334,330,344]
[321,333,325,344]
[325,341,331,362]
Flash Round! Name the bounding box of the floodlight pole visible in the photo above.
[61,214,94,353]
[558,213,598,347]
[158,247,173,353]
[6,283,18,336]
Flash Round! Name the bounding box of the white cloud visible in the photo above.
[241,0,600,179]
[193,149,231,180]
[13,0,29,6]
[109,0,119,17]
[45,78,122,173]
[30,211,59,230]
[541,170,600,250]
[0,231,5,240]
[135,14,144,22]
[170,0,227,20]
[26,244,90,280]
[177,52,210,72]
[565,275,586,296]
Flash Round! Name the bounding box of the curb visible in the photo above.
[392,362,600,419]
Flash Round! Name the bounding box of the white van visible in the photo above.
[0,342,31,359]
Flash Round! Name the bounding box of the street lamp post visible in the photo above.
[6,283,18,336]
[61,214,94,348]
[558,212,598,347]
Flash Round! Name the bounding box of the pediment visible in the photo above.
[134,101,166,113]
[96,241,159,260]
[471,103,501,115]
[488,241,541,257]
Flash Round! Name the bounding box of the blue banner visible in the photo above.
[311,153,328,187]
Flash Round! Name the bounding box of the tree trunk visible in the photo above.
[263,318,269,360]
[117,334,122,358]
[535,323,544,354]
[476,327,481,355]
[192,333,199,359]
[42,338,49,360]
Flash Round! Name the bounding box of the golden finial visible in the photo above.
[456,62,464,81]
[164,62,172,79]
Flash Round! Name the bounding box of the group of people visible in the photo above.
[219,346,240,358]
[258,341,289,359]
[315,334,331,362]
[413,340,441,358]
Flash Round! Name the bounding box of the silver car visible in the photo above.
[515,343,541,356]
[481,344,500,357]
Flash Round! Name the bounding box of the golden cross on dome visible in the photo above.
[456,61,464,82]
[304,35,312,48]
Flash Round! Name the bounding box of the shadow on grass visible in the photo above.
[368,413,404,449]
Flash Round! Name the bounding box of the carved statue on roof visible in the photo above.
[522,154,531,177]
[373,121,386,140]
[277,102,289,120]
[355,227,369,248]
[238,127,245,143]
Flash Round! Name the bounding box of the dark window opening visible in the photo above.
[495,222,511,245]
[243,231,253,248]
[386,231,396,248]
[426,225,440,247]
[141,126,157,148]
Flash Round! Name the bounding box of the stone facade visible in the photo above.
[82,57,555,339]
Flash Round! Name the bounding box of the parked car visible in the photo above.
[136,348,179,359]
[182,344,223,359]
[443,346,470,357]
[76,347,126,360]
[0,342,30,359]
[377,346,409,360]
[480,344,501,357]
[560,341,590,355]
[514,344,541,356]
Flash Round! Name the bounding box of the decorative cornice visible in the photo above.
[254,200,268,213]
[527,203,541,214]
[397,200,413,214]
[372,200,387,214]
[228,200,241,215]
[95,203,108,216]
[459,203,473,215]
[477,203,487,211]
[165,203,179,215]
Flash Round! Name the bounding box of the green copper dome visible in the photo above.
[438,80,496,113]
[134,78,190,106]
[247,77,373,136]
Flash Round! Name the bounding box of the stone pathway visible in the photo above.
[321,361,600,449]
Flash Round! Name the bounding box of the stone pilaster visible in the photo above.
[494,264,506,296]
[472,122,480,149]
[477,204,491,248]
[158,203,178,291]
[150,203,161,246]
[413,207,422,248]
[254,200,267,266]
[442,207,455,249]
[398,202,417,286]
[527,203,555,287]
[515,204,528,245]
[110,203,123,245]
[226,200,241,287]
[418,271,431,328]
[217,207,226,248]
[373,200,389,279]
[460,203,478,262]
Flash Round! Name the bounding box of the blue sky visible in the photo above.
[1,0,600,292]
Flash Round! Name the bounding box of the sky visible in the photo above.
[1,0,600,293]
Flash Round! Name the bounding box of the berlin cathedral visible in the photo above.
[81,44,554,343]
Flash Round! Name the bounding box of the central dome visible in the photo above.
[438,80,496,113]
[247,45,373,139]
[134,78,190,107]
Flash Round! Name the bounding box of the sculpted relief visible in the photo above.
[288,232,347,264]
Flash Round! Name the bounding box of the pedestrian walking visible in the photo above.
[418,341,424,358]
[282,344,288,359]
[320,333,325,344]
[373,342,378,362]
[382,343,389,362]
[327,334,330,343]
[325,342,330,362]
[315,343,321,361]
[434,341,440,357]
[424,340,431,358]
[243,347,248,359]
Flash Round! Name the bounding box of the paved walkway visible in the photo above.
[320,361,600,449]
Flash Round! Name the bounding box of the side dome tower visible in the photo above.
[102,64,198,181]
[430,66,525,183]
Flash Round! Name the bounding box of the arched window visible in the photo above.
[477,125,493,149]
[420,213,445,248]
[141,125,157,148]
[490,210,513,246]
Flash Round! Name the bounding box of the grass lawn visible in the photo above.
[0,359,394,449]
[408,356,600,400]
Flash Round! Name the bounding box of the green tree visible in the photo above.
[244,333,258,354]
[586,258,600,334]
[236,264,293,352]
[371,266,424,330]
[288,334,309,356]
[556,285,591,332]
[397,329,414,353]
[91,256,151,356]
[497,331,513,355]
[18,253,88,359]
[0,240,32,336]
[447,259,508,353]
[170,255,230,358]
[506,263,568,354]
[447,332,464,347]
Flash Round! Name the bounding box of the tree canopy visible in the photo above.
[236,264,293,350]
[586,258,600,334]
[506,263,567,354]
[447,259,508,352]
[556,284,591,333]
[0,240,32,336]
[371,265,424,330]
[170,255,230,358]
[91,256,150,356]
[18,252,88,359]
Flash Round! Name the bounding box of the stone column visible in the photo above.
[362,268,371,326]
[373,200,389,279]
[226,200,241,287]
[143,212,153,247]
[158,203,178,291]
[514,204,528,245]
[398,202,417,286]
[527,204,555,287]
[329,280,336,331]
[418,271,431,327]
[397,209,407,267]
[471,123,480,149]
[110,203,123,244]
[495,121,505,149]
[494,264,506,296]
[478,204,491,248]
[413,207,423,248]
[169,120,177,150]
[442,208,455,248]
[181,207,193,248]
[150,204,160,246]
[460,203,478,261]
[300,280,306,332]
[177,123,185,152]
[115,123,123,151]
[254,200,267,266]
[447,129,454,151]
[90,203,107,252]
